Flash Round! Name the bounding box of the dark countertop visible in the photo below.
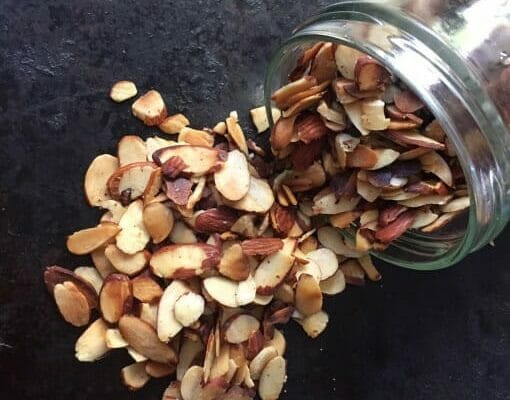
[0,1,509,399]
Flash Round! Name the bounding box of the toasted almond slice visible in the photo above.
[151,243,220,279]
[203,276,239,308]
[110,80,137,102]
[203,329,216,383]
[374,209,416,242]
[75,318,109,362]
[226,117,248,155]
[361,99,390,130]
[118,135,147,166]
[249,346,278,381]
[319,269,346,295]
[98,199,127,223]
[143,202,173,244]
[333,78,358,104]
[399,194,453,208]
[53,281,90,327]
[271,76,317,108]
[274,283,294,305]
[132,90,167,126]
[368,148,400,170]
[218,243,250,282]
[225,360,239,384]
[153,145,224,177]
[157,280,190,342]
[420,151,453,187]
[179,127,215,147]
[131,275,162,303]
[380,189,421,201]
[398,147,432,160]
[181,366,205,400]
[223,176,275,214]
[310,42,337,83]
[344,101,370,136]
[355,56,390,91]
[317,226,365,258]
[213,121,227,135]
[99,273,132,323]
[214,150,250,201]
[84,154,119,206]
[270,114,298,151]
[330,210,362,229]
[306,248,338,280]
[385,130,445,150]
[335,44,364,80]
[282,92,325,118]
[250,106,282,133]
[346,144,378,168]
[74,266,103,294]
[159,113,190,134]
[295,274,323,317]
[358,255,381,281]
[254,293,274,306]
[340,259,366,286]
[312,189,360,215]
[440,196,470,213]
[411,209,439,229]
[162,381,182,400]
[67,223,121,255]
[169,221,197,244]
[121,362,150,391]
[139,302,158,328]
[91,246,117,278]
[254,249,295,296]
[421,212,460,233]
[174,292,205,327]
[146,136,178,161]
[104,244,149,276]
[107,161,158,201]
[210,345,231,380]
[258,356,286,400]
[44,266,98,309]
[177,337,204,380]
[282,80,332,112]
[357,179,382,202]
[223,314,260,344]
[235,275,257,306]
[298,310,329,338]
[105,328,129,349]
[119,315,177,364]
[295,260,322,282]
[317,100,346,126]
[360,209,379,226]
[145,361,176,378]
[116,199,150,254]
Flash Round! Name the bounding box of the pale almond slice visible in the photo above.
[361,99,390,130]
[177,337,205,380]
[91,246,117,278]
[84,154,119,206]
[274,283,295,304]
[153,145,225,177]
[104,244,149,276]
[420,151,453,187]
[226,117,248,155]
[98,199,127,223]
[67,223,121,255]
[119,315,177,364]
[340,259,366,286]
[146,136,178,161]
[169,221,197,244]
[271,76,317,108]
[224,314,260,344]
[214,150,250,201]
[174,292,205,327]
[159,113,190,134]
[360,209,379,226]
[265,329,286,357]
[295,274,323,317]
[178,127,215,147]
[346,144,378,168]
[317,100,346,127]
[203,276,239,308]
[424,119,446,142]
[131,275,163,303]
[105,328,129,349]
[319,269,346,295]
[157,280,191,342]
[210,345,231,380]
[254,248,296,296]
[74,266,103,294]
[203,330,216,383]
[250,106,282,133]
[151,243,220,279]
[121,362,150,391]
[330,210,362,229]
[223,176,275,214]
[358,255,381,281]
[356,229,373,252]
[295,260,322,282]
[249,346,278,381]
[253,293,274,306]
[440,196,470,213]
[306,248,339,280]
[218,242,250,282]
[317,226,365,258]
[380,189,421,201]
[298,310,329,338]
[118,135,147,166]
[140,302,158,328]
[243,364,255,388]
[143,202,174,244]
[357,179,382,202]
[110,80,137,102]
[421,212,460,233]
[132,90,167,126]
[225,360,239,384]
[398,194,453,208]
[99,273,132,323]
[53,281,91,327]
[312,188,360,215]
[258,356,286,400]
[344,101,370,136]
[367,148,400,170]
[181,366,205,400]
[127,347,149,363]
[333,78,358,104]
[75,318,109,361]
[235,275,257,306]
[335,44,364,80]
[107,161,158,201]
[411,209,439,229]
[145,361,176,378]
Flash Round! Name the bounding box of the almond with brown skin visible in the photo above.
[295,113,329,144]
[291,138,324,171]
[84,154,119,206]
[121,362,151,391]
[161,156,188,179]
[246,329,265,361]
[53,281,91,327]
[346,145,378,168]
[378,204,408,227]
[107,161,158,201]
[44,266,98,308]
[195,207,238,233]
[384,130,445,150]
[99,273,132,323]
[153,145,225,177]
[223,314,260,344]
[270,114,298,151]
[132,90,167,126]
[159,113,190,134]
[145,361,176,378]
[354,55,391,91]
[281,80,331,110]
[406,180,449,195]
[271,76,317,109]
[131,275,163,303]
[241,238,284,256]
[164,177,193,206]
[340,259,365,286]
[270,204,295,237]
[218,243,250,282]
[104,245,150,276]
[375,209,416,243]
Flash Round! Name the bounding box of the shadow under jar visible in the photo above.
[265,0,510,270]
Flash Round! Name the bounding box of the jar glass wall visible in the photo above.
[264,0,510,270]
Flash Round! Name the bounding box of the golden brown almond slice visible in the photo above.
[53,281,91,327]
[241,238,284,256]
[169,220,197,244]
[75,318,109,361]
[213,121,227,135]
[110,80,137,102]
[361,99,390,130]
[121,362,151,391]
[119,315,177,364]
[104,244,149,276]
[298,310,329,338]
[317,226,365,258]
[214,150,251,201]
[358,255,382,281]
[398,147,432,161]
[98,199,127,223]
[271,76,317,108]
[424,119,446,142]
[44,266,98,308]
[410,209,439,229]
[333,78,358,104]
[312,188,360,215]
[340,259,366,286]
[174,292,205,327]
[421,212,460,233]
[132,90,167,126]
[355,56,391,91]
[249,346,278,380]
[74,266,103,294]
[145,361,176,378]
[159,113,190,134]
[282,92,325,118]
[203,329,216,383]
[203,276,239,307]
[66,222,120,255]
[306,248,338,280]
[274,283,295,304]
[440,196,470,213]
[210,345,230,380]
[157,280,191,342]
[116,199,150,254]
[131,275,163,303]
[99,273,132,323]
[177,337,205,380]
[420,150,454,187]
[282,80,332,111]
[344,101,370,136]
[270,114,298,151]
[357,179,382,202]
[84,154,119,206]
[181,366,205,400]
[223,314,260,344]
[178,127,215,147]
[151,243,220,279]
[105,328,129,349]
[139,302,158,328]
[258,356,286,400]
[107,161,158,202]
[143,202,173,244]
[186,176,207,209]
[295,274,323,317]
[153,145,225,177]
[254,249,295,296]
[91,246,117,278]
[223,176,275,214]
[310,42,337,83]
[330,210,362,229]
[226,116,248,155]
[118,135,147,166]
[384,130,444,150]
[335,44,364,80]
[250,106,281,133]
[146,136,178,161]
[218,242,250,281]
[346,144,378,168]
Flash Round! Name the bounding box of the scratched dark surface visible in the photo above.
[0,1,509,399]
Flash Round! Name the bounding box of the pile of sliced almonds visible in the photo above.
[266,42,470,251]
[43,78,385,400]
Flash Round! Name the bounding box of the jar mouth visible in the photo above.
[264,2,510,270]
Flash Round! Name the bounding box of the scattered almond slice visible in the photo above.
[143,202,173,244]
[298,310,329,338]
[223,176,275,214]
[132,90,167,126]
[91,246,117,278]
[181,366,205,400]
[305,248,338,280]
[319,269,346,295]
[358,255,381,281]
[254,246,296,295]
[139,302,158,328]
[110,80,138,103]
[67,223,121,255]
[411,209,439,229]
[75,318,109,361]
[99,273,132,323]
[250,106,281,133]
[118,136,147,166]
[179,127,215,147]
[159,113,190,134]
[214,150,251,201]
[131,275,163,303]
[344,101,370,136]
[105,328,129,349]
[295,274,323,317]
[420,151,454,187]
[340,259,366,286]
[116,200,150,254]
[312,189,360,214]
[249,346,278,381]
[226,117,248,155]
[84,154,119,206]
[421,212,460,233]
[203,276,239,308]
[53,281,91,327]
[74,266,103,294]
[121,362,151,391]
[361,99,390,130]
[224,314,260,344]
[146,361,176,378]
[107,161,158,202]
[355,56,390,91]
[104,244,149,276]
[258,356,286,400]
[153,145,225,177]
[157,280,190,342]
[440,196,470,212]
[335,45,364,80]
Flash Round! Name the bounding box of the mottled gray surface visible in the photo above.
[0,1,509,399]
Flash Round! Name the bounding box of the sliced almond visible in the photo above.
[344,101,370,136]
[330,210,362,229]
[143,202,173,244]
[162,382,182,400]
[107,161,158,201]
[235,275,257,306]
[72,267,102,295]
[358,255,381,281]
[105,328,129,349]
[298,310,329,338]
[99,273,132,323]
[250,106,282,133]
[335,45,364,80]
[91,246,117,278]
[312,188,360,215]
[67,223,121,255]
[200,378,229,400]
[157,280,191,342]
[179,127,215,147]
[355,56,390,91]
[223,176,275,214]
[104,244,149,276]
[210,345,231,380]
[98,199,127,223]
[131,275,163,303]
[440,196,470,213]
[203,276,239,308]
[385,130,445,150]
[420,151,453,187]
[421,212,460,233]
[340,259,365,286]
[249,346,278,381]
[218,242,250,281]
[258,356,286,400]
[74,318,109,362]
[181,366,205,400]
[310,42,337,83]
[357,179,382,202]
[411,209,439,229]
[317,226,365,258]
[132,90,167,126]
[174,292,205,327]
[346,144,378,168]
[226,117,248,155]
[151,243,220,279]
[84,154,119,206]
[295,274,322,317]
[398,147,432,160]
[368,148,400,170]
[53,281,91,327]
[110,80,137,102]
[319,269,346,295]
[153,145,225,177]
[361,99,390,130]
[254,247,296,295]
[394,90,424,113]
[306,248,339,280]
[271,76,317,108]
[399,194,453,208]
[139,302,158,328]
[118,135,147,166]
[223,314,260,344]
[177,337,204,381]
[282,92,325,118]
[214,150,250,201]
[146,136,178,161]
[170,221,197,244]
[121,362,150,391]
[274,283,294,305]
[270,114,298,151]
[145,361,176,378]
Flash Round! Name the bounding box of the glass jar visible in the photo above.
[264,0,510,270]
